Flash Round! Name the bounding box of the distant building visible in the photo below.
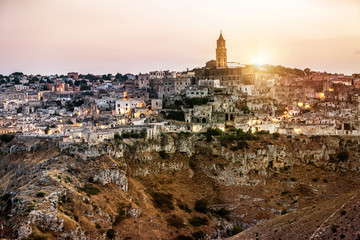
[68,72,78,80]
[185,86,209,98]
[198,79,221,88]
[115,99,143,115]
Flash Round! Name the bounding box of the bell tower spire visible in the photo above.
[216,30,227,68]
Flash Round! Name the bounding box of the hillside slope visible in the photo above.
[0,134,359,239]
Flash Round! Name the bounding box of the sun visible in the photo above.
[252,51,270,66]
[252,56,266,66]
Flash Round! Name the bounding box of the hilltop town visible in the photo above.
[0,33,360,145]
[1,33,360,240]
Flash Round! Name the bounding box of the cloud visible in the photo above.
[355,50,360,54]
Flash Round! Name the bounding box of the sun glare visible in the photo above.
[253,57,265,66]
[252,54,268,66]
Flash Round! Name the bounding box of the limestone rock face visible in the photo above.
[125,208,142,218]
[2,135,360,240]
[93,169,128,191]
[17,207,64,239]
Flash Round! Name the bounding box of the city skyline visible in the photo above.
[0,0,359,75]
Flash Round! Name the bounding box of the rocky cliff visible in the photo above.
[0,133,359,239]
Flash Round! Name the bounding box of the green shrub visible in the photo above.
[189,159,196,170]
[36,191,46,198]
[164,104,181,110]
[239,105,250,114]
[121,130,147,139]
[66,176,72,183]
[194,199,208,213]
[255,130,270,135]
[113,209,127,225]
[219,129,259,146]
[272,132,280,139]
[185,97,209,108]
[158,150,169,159]
[281,209,288,215]
[312,177,319,182]
[178,202,192,213]
[230,226,243,236]
[322,178,328,183]
[175,100,184,105]
[175,235,193,240]
[24,203,36,216]
[79,185,100,195]
[95,223,101,229]
[230,141,248,151]
[337,151,349,162]
[290,177,296,182]
[206,128,223,137]
[188,217,208,226]
[166,215,185,229]
[0,134,14,143]
[192,231,205,240]
[114,133,122,140]
[166,111,185,121]
[212,207,230,219]
[179,131,191,137]
[150,191,174,212]
[106,229,116,239]
[341,210,346,216]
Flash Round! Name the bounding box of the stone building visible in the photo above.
[194,32,253,87]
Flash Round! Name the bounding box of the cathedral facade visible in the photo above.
[195,32,253,87]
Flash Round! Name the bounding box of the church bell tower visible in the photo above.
[216,30,227,68]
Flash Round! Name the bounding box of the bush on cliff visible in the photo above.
[121,130,147,139]
[194,199,208,213]
[188,217,208,226]
[158,150,169,159]
[0,134,14,143]
[166,214,185,229]
[106,229,116,239]
[150,191,174,212]
[272,132,280,139]
[79,185,100,195]
[337,151,349,162]
[205,128,223,141]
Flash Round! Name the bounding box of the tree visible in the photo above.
[115,73,123,80]
[166,111,185,121]
[194,199,208,213]
[30,76,39,83]
[44,125,50,135]
[80,84,90,91]
[102,74,111,80]
[11,72,23,76]
[0,134,14,143]
[240,105,251,114]
[121,75,128,81]
[337,151,349,162]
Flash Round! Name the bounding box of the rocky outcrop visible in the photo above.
[93,169,128,191]
[17,207,64,239]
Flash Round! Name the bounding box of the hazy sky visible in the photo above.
[0,0,359,75]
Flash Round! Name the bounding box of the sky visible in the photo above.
[0,0,359,75]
